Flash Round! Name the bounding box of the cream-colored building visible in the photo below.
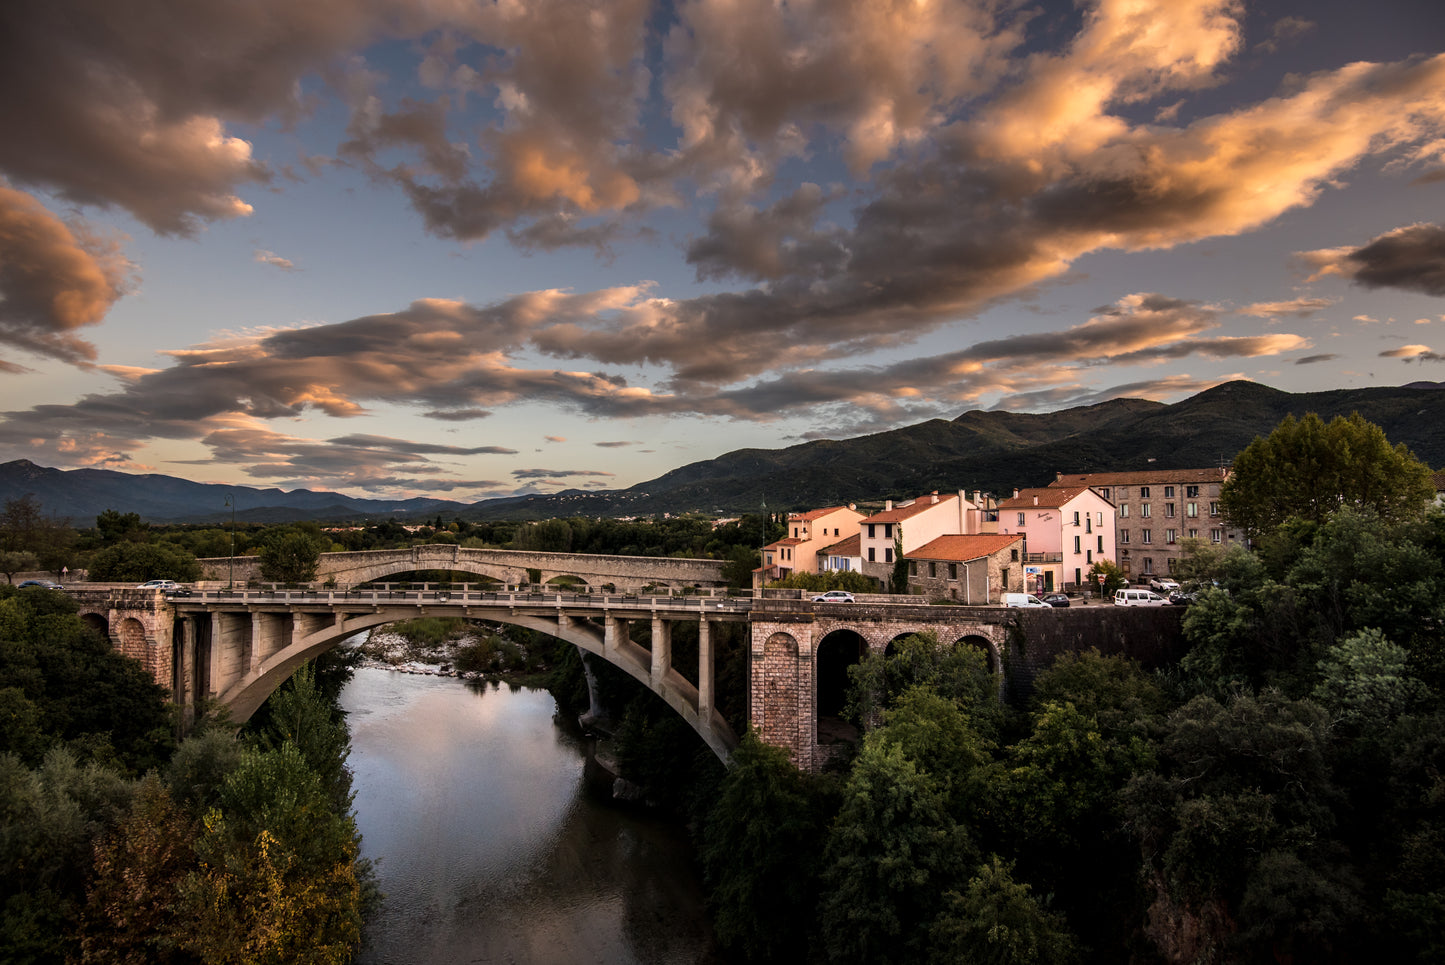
[1049,469,1245,582]
[759,505,865,583]
[997,486,1117,592]
[857,491,996,586]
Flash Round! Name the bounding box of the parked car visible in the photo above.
[137,579,191,596]
[1041,592,1071,608]
[1115,587,1170,607]
[1004,592,1052,608]
[17,579,63,590]
[1168,589,1196,606]
[1148,577,1180,592]
[812,590,855,603]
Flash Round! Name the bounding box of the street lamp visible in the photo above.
[225,493,235,590]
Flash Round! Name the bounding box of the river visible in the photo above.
[340,667,726,965]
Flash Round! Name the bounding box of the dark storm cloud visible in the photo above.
[1294,353,1340,365]
[511,468,616,480]
[1304,224,1445,297]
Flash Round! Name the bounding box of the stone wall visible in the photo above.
[1002,605,1188,699]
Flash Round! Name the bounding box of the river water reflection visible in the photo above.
[341,668,725,965]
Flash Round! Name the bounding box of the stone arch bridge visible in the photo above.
[65,580,1183,771]
[198,545,729,592]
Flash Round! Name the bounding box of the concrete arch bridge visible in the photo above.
[65,583,1183,771]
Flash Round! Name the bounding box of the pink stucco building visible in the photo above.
[996,485,1117,592]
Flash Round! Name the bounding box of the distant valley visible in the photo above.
[3,380,1443,524]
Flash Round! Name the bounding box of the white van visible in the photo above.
[1114,587,1169,607]
[1004,592,1051,608]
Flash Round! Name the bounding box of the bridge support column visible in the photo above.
[698,617,713,723]
[650,617,672,690]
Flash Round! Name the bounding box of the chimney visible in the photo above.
[973,490,982,504]
[931,491,939,504]
[1012,488,1019,499]
[885,500,893,511]
[1032,495,1039,505]
[1056,471,1064,482]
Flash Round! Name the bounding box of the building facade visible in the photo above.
[857,491,996,586]
[1049,469,1246,581]
[996,486,1117,591]
[759,505,865,583]
[904,533,1026,603]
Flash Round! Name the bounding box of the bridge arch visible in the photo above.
[214,607,738,762]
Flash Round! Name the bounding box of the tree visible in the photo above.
[700,731,832,961]
[928,857,1078,965]
[257,529,324,583]
[1086,557,1126,598]
[94,510,146,544]
[86,541,200,583]
[0,549,40,583]
[1221,412,1434,538]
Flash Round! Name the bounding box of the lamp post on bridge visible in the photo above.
[225,493,235,590]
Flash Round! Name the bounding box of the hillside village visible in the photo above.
[760,467,1249,601]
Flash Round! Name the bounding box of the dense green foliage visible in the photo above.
[1222,411,1435,538]
[0,588,371,963]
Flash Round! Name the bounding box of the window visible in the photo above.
[1120,503,1129,518]
[1085,515,1092,533]
[928,561,936,578]
[1140,486,1150,498]
[1186,502,1198,518]
[1165,486,1175,498]
[885,547,893,563]
[1186,485,1199,498]
[1073,511,1080,526]
[1099,488,1111,501]
[883,523,893,538]
[868,547,876,561]
[1117,487,1129,499]
[1167,557,1177,572]
[1120,529,1130,543]
[1074,536,1081,553]
[1165,503,1175,518]
[1188,529,1199,539]
[1010,548,1019,562]
[792,527,799,538]
[1098,512,1105,526]
[867,524,876,538]
[948,563,958,580]
[1141,503,1151,518]
[1143,557,1154,574]
[1210,502,1220,516]
[1017,512,1025,526]
[1086,549,1093,563]
[1098,535,1104,553]
[1166,529,1177,544]
[1211,529,1223,543]
[910,560,918,576]
[1142,529,1152,544]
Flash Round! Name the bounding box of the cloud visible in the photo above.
[1294,353,1340,365]
[594,441,638,448]
[1237,297,1335,318]
[1380,344,1444,362]
[511,468,617,480]
[1255,16,1315,54]
[421,408,492,421]
[0,184,134,367]
[544,435,565,443]
[254,249,300,272]
[1301,223,1445,296]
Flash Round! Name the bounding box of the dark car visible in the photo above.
[1041,592,1070,608]
[17,579,63,590]
[1168,589,1195,606]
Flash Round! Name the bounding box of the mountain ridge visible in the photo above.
[3,381,1443,523]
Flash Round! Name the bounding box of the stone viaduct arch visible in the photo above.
[196,546,730,593]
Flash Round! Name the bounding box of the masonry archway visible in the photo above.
[815,628,866,750]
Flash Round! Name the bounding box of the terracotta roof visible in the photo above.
[907,534,1023,562]
[997,486,1097,509]
[763,537,806,549]
[862,492,959,523]
[788,505,858,521]
[1049,468,1228,488]
[818,534,861,557]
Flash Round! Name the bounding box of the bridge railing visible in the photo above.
[182,581,754,611]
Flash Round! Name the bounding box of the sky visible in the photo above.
[1,0,1443,503]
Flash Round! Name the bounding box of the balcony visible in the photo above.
[1023,552,1063,564]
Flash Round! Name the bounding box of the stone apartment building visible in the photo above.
[904,533,1026,603]
[996,486,1117,592]
[1049,468,1246,582]
[759,504,865,583]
